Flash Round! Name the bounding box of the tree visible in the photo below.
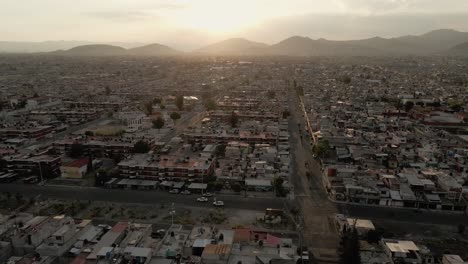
[267,90,276,99]
[133,140,150,153]
[176,95,184,111]
[366,229,383,244]
[295,86,304,96]
[282,110,290,119]
[205,99,217,111]
[312,140,330,158]
[448,99,463,112]
[229,111,239,128]
[341,76,352,84]
[232,183,242,192]
[84,130,94,136]
[170,112,181,122]
[339,228,361,264]
[153,97,162,104]
[152,117,165,131]
[145,102,153,115]
[69,143,85,158]
[404,101,414,112]
[272,176,286,197]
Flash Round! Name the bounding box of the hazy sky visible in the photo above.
[2,0,468,50]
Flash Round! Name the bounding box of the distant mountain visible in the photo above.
[55,44,127,56]
[446,42,468,56]
[0,41,144,53]
[195,38,269,55]
[128,43,180,56]
[3,29,468,57]
[268,36,383,56]
[193,29,468,57]
[395,29,468,53]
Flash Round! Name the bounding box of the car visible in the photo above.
[213,201,224,207]
[202,192,213,197]
[151,229,166,239]
[169,189,179,194]
[180,190,191,195]
[197,197,208,202]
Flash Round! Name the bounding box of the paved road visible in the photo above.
[0,184,283,211]
[288,88,340,263]
[338,203,468,226]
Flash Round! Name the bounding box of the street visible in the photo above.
[0,183,283,211]
[288,87,340,262]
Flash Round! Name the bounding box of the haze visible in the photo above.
[2,0,468,50]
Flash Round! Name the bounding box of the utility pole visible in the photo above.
[170,203,175,226]
[38,161,44,185]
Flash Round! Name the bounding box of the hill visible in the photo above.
[128,43,180,56]
[56,44,127,56]
[265,29,468,56]
[195,38,269,55]
[446,42,468,56]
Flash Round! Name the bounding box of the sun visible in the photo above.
[165,0,263,34]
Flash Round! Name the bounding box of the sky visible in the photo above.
[2,0,468,50]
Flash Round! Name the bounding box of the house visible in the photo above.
[381,239,422,264]
[442,254,467,264]
[60,158,89,179]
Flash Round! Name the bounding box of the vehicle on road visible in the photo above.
[203,192,213,197]
[180,190,191,195]
[169,189,179,194]
[213,200,224,207]
[197,197,208,202]
[151,229,166,239]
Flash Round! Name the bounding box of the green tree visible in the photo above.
[176,95,184,111]
[272,176,286,197]
[69,143,85,158]
[170,112,181,122]
[312,140,330,158]
[341,76,352,84]
[153,97,162,104]
[133,140,150,153]
[448,99,463,112]
[205,99,217,111]
[152,117,165,131]
[145,102,153,115]
[229,111,239,128]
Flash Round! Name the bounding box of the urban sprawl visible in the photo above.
[0,55,467,264]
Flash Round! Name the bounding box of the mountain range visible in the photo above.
[1,29,468,57]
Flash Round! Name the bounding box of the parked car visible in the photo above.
[213,201,224,207]
[169,189,179,194]
[197,197,208,202]
[181,190,191,195]
[203,192,214,197]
